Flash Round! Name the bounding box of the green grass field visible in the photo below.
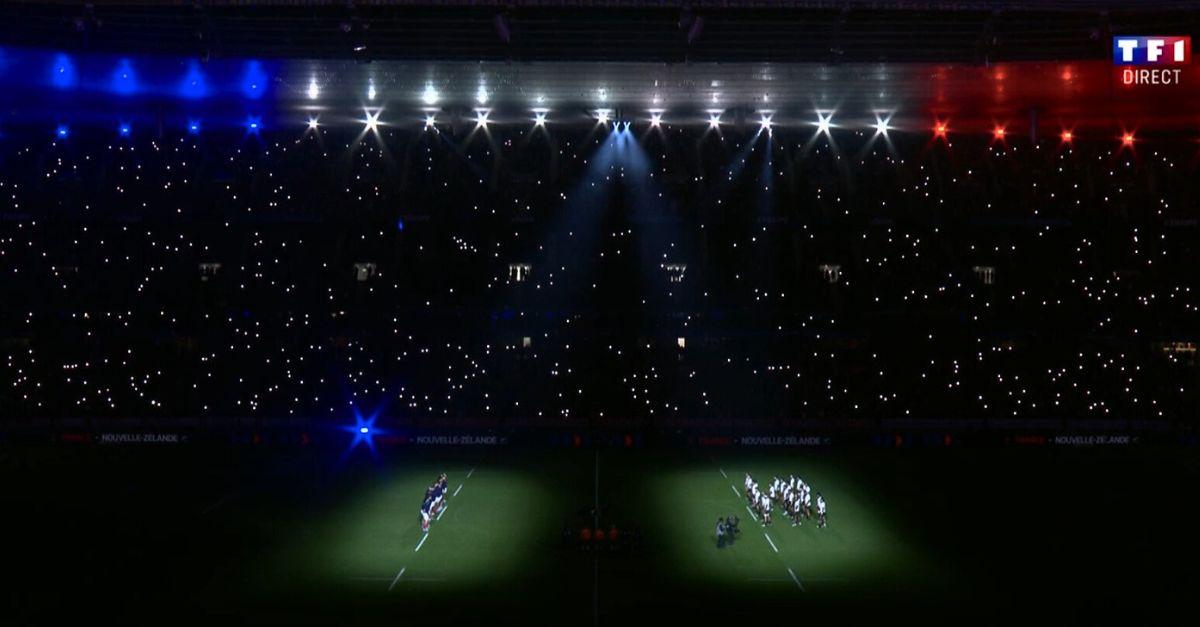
[651,459,944,599]
[3,444,1198,625]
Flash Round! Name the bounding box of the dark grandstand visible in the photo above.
[1,2,1198,626]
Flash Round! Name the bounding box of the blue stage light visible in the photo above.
[342,408,386,458]
[179,60,210,99]
[49,53,77,89]
[110,58,138,95]
[241,60,267,99]
[396,218,405,232]
[55,125,69,139]
[245,116,262,133]
[187,119,201,135]
[118,123,131,137]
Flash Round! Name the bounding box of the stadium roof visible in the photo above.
[1,1,1197,63]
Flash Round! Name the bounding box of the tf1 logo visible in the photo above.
[1113,36,1190,86]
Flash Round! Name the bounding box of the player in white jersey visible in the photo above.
[760,493,772,526]
[816,493,827,528]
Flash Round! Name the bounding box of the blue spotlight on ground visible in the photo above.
[55,125,68,139]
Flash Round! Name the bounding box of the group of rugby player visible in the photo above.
[744,473,827,529]
[419,473,449,532]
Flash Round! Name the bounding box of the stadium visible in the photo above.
[1,1,1199,624]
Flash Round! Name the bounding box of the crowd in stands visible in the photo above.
[1,121,1196,429]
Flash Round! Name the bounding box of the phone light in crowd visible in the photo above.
[422,84,439,105]
[307,78,319,100]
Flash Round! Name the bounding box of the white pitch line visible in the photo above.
[436,504,449,520]
[388,567,407,591]
[466,467,475,478]
[414,533,429,552]
[787,567,806,592]
[764,533,779,553]
[719,468,728,479]
[453,483,463,497]
[745,506,759,522]
[731,485,741,497]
